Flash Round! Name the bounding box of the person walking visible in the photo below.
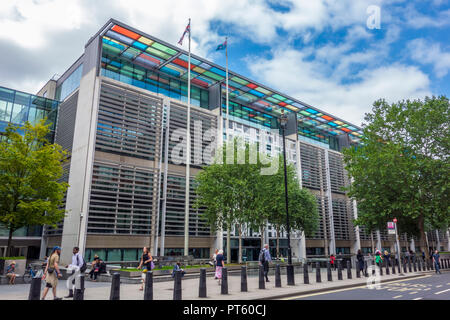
[330,254,336,271]
[137,247,153,291]
[259,244,272,282]
[383,250,390,267]
[41,246,63,300]
[432,250,441,274]
[356,250,365,273]
[375,250,383,268]
[212,249,218,278]
[65,246,86,298]
[215,250,225,285]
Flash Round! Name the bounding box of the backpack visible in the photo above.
[259,249,266,264]
[77,254,87,273]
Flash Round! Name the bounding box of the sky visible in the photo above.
[0,0,449,127]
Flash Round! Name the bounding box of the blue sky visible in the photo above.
[0,0,449,126]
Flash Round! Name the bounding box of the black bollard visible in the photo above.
[144,271,153,300]
[109,273,120,300]
[221,267,228,295]
[403,261,408,273]
[379,262,383,276]
[287,264,295,286]
[303,263,309,284]
[346,260,352,279]
[408,257,412,273]
[198,268,207,298]
[364,260,368,277]
[275,264,281,288]
[418,259,422,272]
[371,260,375,275]
[430,260,434,270]
[337,261,343,280]
[397,258,401,274]
[385,259,390,275]
[356,262,360,279]
[327,262,333,281]
[173,270,182,300]
[392,258,396,274]
[74,274,85,300]
[241,266,247,292]
[413,258,417,272]
[258,265,265,289]
[316,262,321,283]
[28,277,41,300]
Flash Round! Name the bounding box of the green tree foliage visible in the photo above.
[0,120,69,256]
[257,156,319,257]
[343,96,450,259]
[195,138,319,262]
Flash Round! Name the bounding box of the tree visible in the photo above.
[0,120,69,256]
[195,138,319,262]
[257,156,319,257]
[343,96,450,260]
[194,138,260,263]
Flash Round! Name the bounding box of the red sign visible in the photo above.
[393,218,397,223]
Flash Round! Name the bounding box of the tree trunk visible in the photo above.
[418,214,430,260]
[276,226,280,258]
[238,225,242,264]
[260,225,265,249]
[227,226,231,264]
[6,226,14,257]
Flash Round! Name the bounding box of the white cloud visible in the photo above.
[247,48,431,126]
[408,38,450,78]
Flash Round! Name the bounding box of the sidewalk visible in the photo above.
[0,267,437,300]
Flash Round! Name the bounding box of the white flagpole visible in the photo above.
[184,18,191,256]
[225,37,229,142]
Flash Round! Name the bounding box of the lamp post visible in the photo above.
[279,110,294,285]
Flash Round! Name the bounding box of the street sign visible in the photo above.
[393,218,397,223]
[388,229,396,235]
[387,222,395,229]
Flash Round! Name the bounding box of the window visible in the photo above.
[56,64,83,101]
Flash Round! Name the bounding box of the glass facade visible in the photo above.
[221,99,279,131]
[55,64,83,101]
[0,86,58,136]
[101,52,209,109]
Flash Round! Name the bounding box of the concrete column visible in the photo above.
[410,238,415,252]
[351,199,361,254]
[436,230,441,251]
[292,139,306,260]
[60,66,100,265]
[376,230,382,252]
[324,151,336,255]
[447,230,450,252]
[39,227,48,259]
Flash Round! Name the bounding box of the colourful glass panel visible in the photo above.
[112,25,141,40]
[203,71,224,81]
[146,47,172,60]
[139,53,161,65]
[246,83,258,89]
[132,41,148,51]
[151,42,177,55]
[138,36,154,46]
[306,108,318,114]
[322,115,333,121]
[271,94,286,101]
[255,87,272,95]
[231,77,249,85]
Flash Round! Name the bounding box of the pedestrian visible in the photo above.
[383,250,390,267]
[330,254,336,270]
[432,250,441,274]
[356,250,364,273]
[171,262,186,278]
[5,261,17,285]
[41,246,63,300]
[259,244,272,282]
[375,250,383,267]
[89,255,99,281]
[137,247,153,291]
[404,250,410,264]
[215,249,225,285]
[421,251,425,262]
[211,249,218,277]
[65,246,86,298]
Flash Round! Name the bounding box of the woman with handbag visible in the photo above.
[137,247,153,291]
[41,246,63,300]
[215,250,225,285]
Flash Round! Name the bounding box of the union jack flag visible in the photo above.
[178,22,190,45]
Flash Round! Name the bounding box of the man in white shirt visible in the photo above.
[65,247,85,298]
